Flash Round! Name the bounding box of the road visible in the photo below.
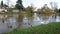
[0,19,10,33]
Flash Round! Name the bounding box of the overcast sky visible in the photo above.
[0,0,60,9]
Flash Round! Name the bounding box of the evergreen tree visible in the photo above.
[1,1,3,6]
[15,0,24,10]
[1,0,3,8]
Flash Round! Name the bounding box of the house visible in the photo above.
[0,4,8,12]
[8,8,19,12]
[12,9,19,12]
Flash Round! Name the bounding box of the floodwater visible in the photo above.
[0,13,60,33]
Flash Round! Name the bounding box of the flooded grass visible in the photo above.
[4,22,60,34]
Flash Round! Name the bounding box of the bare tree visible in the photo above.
[50,2,58,12]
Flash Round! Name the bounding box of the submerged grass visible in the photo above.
[3,22,60,34]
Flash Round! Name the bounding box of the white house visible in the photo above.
[0,8,7,12]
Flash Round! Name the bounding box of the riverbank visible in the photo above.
[4,22,60,34]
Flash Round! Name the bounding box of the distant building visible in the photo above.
[8,8,20,12]
[0,4,8,12]
[0,0,8,12]
[12,9,19,12]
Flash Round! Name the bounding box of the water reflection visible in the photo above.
[7,17,17,28]
[56,15,60,22]
[33,13,41,26]
[23,16,28,23]
[0,13,60,33]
